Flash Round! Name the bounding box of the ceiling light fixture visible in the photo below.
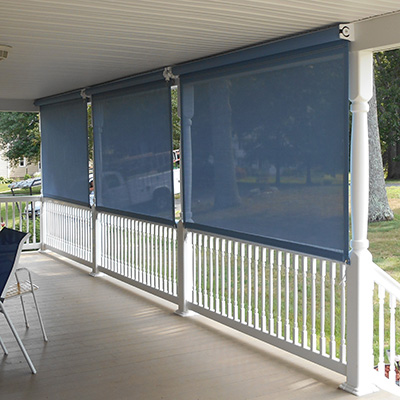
[0,45,12,62]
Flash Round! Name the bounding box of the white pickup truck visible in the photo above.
[98,169,180,210]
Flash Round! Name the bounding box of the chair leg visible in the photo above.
[20,296,30,328]
[30,291,48,342]
[0,335,8,355]
[0,303,36,374]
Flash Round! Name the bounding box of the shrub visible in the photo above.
[0,176,14,184]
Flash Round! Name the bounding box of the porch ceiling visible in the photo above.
[1,0,400,111]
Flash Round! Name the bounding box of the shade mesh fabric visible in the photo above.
[181,42,349,261]
[92,82,174,223]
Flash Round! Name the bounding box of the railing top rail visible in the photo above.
[372,262,400,299]
[0,195,42,202]
[97,207,177,229]
[187,226,347,265]
[43,197,91,212]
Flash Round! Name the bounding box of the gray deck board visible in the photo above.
[0,251,397,400]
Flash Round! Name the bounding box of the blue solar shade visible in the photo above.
[181,42,349,261]
[40,99,89,205]
[0,228,28,299]
[92,82,174,223]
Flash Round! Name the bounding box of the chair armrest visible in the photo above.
[15,267,35,292]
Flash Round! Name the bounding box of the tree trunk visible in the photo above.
[368,81,394,222]
[386,140,400,179]
[210,80,241,209]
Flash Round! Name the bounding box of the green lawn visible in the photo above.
[0,182,12,193]
[0,186,41,196]
[0,187,41,241]
[369,185,400,277]
[369,185,400,363]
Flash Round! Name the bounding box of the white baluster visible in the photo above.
[293,254,299,345]
[172,227,177,296]
[129,219,133,279]
[277,251,282,338]
[261,247,267,333]
[168,226,172,293]
[285,252,291,341]
[240,242,245,323]
[254,246,260,330]
[198,234,203,307]
[330,262,337,359]
[340,263,347,363]
[118,217,123,274]
[221,238,226,317]
[247,244,253,327]
[320,260,327,356]
[150,223,155,287]
[154,224,159,289]
[146,222,151,284]
[156,223,160,288]
[377,285,385,377]
[215,237,220,314]
[311,258,317,352]
[204,235,208,309]
[389,294,397,383]
[163,226,168,290]
[139,221,144,283]
[233,241,239,321]
[269,249,275,335]
[193,233,198,305]
[209,236,214,312]
[302,257,308,349]
[227,240,232,319]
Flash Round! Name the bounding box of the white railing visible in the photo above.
[372,262,400,395]
[41,198,347,374]
[97,211,178,303]
[43,199,93,265]
[38,197,400,394]
[185,229,347,374]
[0,195,41,250]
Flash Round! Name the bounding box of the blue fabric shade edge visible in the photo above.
[185,222,349,263]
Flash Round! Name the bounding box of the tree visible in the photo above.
[374,50,400,179]
[87,104,94,161]
[0,112,40,165]
[368,80,394,222]
[171,87,181,150]
[209,80,241,209]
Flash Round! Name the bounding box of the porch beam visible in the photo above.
[0,98,38,112]
[351,11,400,52]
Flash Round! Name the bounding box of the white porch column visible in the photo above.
[89,206,102,277]
[175,220,193,316]
[39,198,47,251]
[340,50,377,396]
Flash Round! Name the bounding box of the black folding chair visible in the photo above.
[0,228,38,373]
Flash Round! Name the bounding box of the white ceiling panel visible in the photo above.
[0,0,400,110]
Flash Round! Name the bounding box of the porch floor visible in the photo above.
[0,252,397,400]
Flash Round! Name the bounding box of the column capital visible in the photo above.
[349,51,373,104]
[350,101,369,113]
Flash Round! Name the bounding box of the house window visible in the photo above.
[19,157,26,168]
